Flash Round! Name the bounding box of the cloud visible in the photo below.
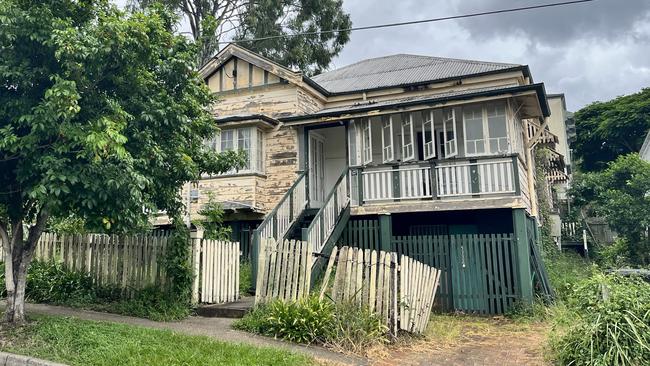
[332,0,650,111]
[456,0,650,45]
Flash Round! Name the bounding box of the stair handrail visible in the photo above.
[251,171,307,284]
[303,166,350,257]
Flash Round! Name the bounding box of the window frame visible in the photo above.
[462,102,511,157]
[421,110,436,160]
[205,126,265,175]
[401,113,415,161]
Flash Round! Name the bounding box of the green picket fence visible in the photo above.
[392,235,454,311]
[337,219,381,251]
[392,234,519,314]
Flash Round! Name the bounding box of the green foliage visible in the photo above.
[0,314,315,366]
[235,0,352,74]
[545,251,599,302]
[239,261,253,295]
[569,154,650,266]
[250,297,334,344]
[0,261,189,321]
[551,274,650,366]
[322,300,389,354]
[162,220,194,304]
[234,297,389,352]
[0,0,243,233]
[193,194,232,241]
[131,0,352,72]
[573,87,650,172]
[47,215,87,234]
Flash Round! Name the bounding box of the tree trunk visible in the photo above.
[2,210,49,324]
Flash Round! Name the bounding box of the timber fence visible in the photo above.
[255,239,312,303]
[1,231,240,304]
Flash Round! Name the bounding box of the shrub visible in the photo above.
[551,274,650,366]
[234,297,390,353]
[0,261,190,321]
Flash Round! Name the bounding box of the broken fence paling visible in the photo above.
[255,239,313,303]
[319,246,442,334]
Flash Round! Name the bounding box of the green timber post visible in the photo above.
[513,208,533,304]
[379,214,392,252]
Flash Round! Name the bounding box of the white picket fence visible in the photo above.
[319,246,441,335]
[191,238,240,304]
[255,239,313,303]
[1,232,240,304]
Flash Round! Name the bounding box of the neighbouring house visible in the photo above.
[158,44,560,313]
[641,130,650,162]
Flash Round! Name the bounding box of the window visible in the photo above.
[362,118,372,164]
[462,102,510,156]
[486,104,508,153]
[381,115,394,162]
[442,108,458,158]
[463,106,484,155]
[421,110,435,159]
[204,127,264,174]
[348,120,362,166]
[401,113,415,161]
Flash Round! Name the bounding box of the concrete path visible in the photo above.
[16,303,366,366]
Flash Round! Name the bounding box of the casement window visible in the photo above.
[381,115,394,162]
[462,102,510,156]
[486,103,509,154]
[348,120,362,166]
[401,113,415,161]
[421,110,435,159]
[362,118,373,164]
[442,108,458,158]
[205,126,264,174]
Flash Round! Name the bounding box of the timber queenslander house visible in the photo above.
[159,44,561,314]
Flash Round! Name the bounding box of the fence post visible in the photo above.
[379,214,392,252]
[190,228,204,304]
[512,208,533,304]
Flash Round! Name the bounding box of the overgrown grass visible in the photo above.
[0,314,314,366]
[0,261,190,321]
[234,296,389,354]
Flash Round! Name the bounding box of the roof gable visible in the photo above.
[199,44,303,86]
[311,54,525,95]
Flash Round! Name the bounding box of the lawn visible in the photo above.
[0,315,315,366]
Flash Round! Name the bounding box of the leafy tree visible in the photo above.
[0,0,243,324]
[569,154,650,266]
[573,88,650,172]
[129,0,352,72]
[193,193,232,240]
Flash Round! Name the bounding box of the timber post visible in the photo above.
[189,228,204,304]
[379,214,392,252]
[512,208,533,304]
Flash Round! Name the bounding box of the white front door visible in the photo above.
[309,132,325,207]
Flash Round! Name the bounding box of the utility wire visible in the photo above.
[223,0,595,44]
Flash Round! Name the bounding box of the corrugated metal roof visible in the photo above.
[311,54,521,94]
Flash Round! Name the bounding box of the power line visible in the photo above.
[223,0,595,45]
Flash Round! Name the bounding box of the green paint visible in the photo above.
[512,208,534,304]
[378,215,392,252]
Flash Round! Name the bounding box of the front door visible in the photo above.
[309,132,325,207]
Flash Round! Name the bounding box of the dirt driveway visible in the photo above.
[370,315,549,366]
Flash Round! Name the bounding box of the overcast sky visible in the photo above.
[115,0,650,111]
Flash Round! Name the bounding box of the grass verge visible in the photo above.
[0,314,315,366]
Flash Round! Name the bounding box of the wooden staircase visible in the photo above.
[251,167,351,288]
